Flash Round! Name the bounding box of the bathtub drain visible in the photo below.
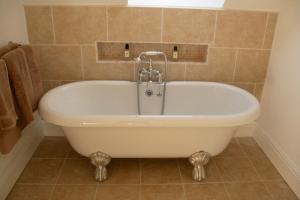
[145,89,153,96]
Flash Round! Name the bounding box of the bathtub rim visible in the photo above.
[39,80,260,128]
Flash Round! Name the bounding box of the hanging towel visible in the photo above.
[0,42,20,58]
[2,48,35,124]
[0,60,18,130]
[0,59,21,154]
[19,45,44,110]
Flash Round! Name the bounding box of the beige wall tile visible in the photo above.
[153,63,185,81]
[42,80,61,93]
[215,10,268,48]
[53,6,107,44]
[163,9,216,44]
[108,7,161,42]
[186,48,236,81]
[185,64,210,81]
[33,45,82,80]
[234,49,270,82]
[255,83,264,101]
[167,63,185,81]
[24,6,54,44]
[83,46,134,80]
[229,83,255,94]
[264,13,278,49]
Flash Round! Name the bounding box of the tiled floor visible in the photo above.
[7,137,299,200]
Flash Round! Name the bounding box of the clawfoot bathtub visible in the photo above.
[39,81,260,182]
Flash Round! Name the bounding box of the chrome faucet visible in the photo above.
[138,58,163,84]
[135,51,168,115]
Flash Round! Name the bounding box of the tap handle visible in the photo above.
[158,73,163,83]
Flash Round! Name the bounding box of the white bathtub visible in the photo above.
[39,81,259,158]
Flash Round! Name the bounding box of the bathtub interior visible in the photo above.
[42,81,258,116]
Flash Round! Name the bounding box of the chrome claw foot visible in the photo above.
[90,151,111,182]
[189,151,210,182]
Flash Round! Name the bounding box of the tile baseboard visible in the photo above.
[254,126,300,198]
[0,118,44,200]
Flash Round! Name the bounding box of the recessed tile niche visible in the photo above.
[97,42,208,63]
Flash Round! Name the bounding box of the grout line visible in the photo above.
[236,138,276,200]
[213,158,233,200]
[48,155,67,200]
[177,159,188,200]
[80,45,85,80]
[106,7,109,41]
[16,180,274,186]
[231,49,239,82]
[183,63,187,81]
[160,9,164,42]
[261,13,270,49]
[253,83,258,97]
[212,11,218,47]
[92,181,99,200]
[139,159,142,200]
[50,6,56,44]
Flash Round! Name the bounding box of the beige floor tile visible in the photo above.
[178,159,222,183]
[264,180,299,200]
[225,182,272,200]
[184,183,229,200]
[251,155,283,181]
[236,137,266,159]
[57,159,97,184]
[141,185,185,200]
[215,158,259,181]
[217,139,247,158]
[7,184,54,200]
[96,185,140,200]
[51,185,97,200]
[33,137,71,158]
[67,149,85,158]
[17,159,63,184]
[104,159,140,184]
[141,159,181,184]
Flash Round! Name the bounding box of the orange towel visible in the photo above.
[0,60,17,130]
[0,42,20,58]
[0,42,43,154]
[2,48,35,124]
[0,59,21,154]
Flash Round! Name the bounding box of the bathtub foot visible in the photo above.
[90,151,111,182]
[189,151,210,182]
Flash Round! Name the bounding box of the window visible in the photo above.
[128,0,225,9]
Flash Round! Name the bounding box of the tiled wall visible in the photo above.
[24,6,278,100]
